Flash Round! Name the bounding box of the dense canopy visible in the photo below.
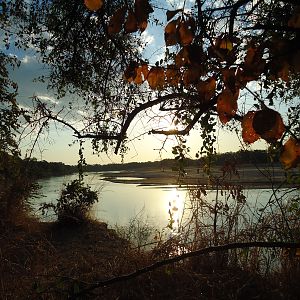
[1,0,300,168]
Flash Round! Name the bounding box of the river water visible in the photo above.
[30,172,296,231]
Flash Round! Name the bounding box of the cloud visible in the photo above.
[37,94,59,105]
[21,55,36,64]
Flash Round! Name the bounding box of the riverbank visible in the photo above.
[1,218,300,299]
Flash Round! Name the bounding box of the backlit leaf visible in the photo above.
[222,68,237,92]
[183,66,201,85]
[134,64,149,84]
[241,45,266,83]
[135,0,153,32]
[252,109,285,142]
[84,0,103,11]
[196,77,216,102]
[167,9,182,21]
[165,19,179,46]
[217,88,239,124]
[280,138,300,169]
[125,10,138,33]
[108,6,127,35]
[241,111,260,144]
[147,67,165,89]
[216,37,233,52]
[124,61,139,82]
[288,7,300,28]
[178,20,194,46]
[175,47,190,67]
[166,66,181,87]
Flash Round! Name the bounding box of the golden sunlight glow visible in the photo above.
[165,188,185,232]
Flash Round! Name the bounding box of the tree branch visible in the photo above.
[229,0,252,37]
[74,241,300,298]
[114,93,188,154]
[150,95,218,136]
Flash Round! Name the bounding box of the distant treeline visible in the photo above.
[23,158,77,179]
[24,150,277,178]
[83,150,277,172]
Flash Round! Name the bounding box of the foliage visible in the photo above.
[0,151,38,220]
[10,0,297,170]
[40,179,99,223]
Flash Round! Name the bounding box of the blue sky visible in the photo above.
[3,0,268,165]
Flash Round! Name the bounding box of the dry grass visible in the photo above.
[1,214,300,299]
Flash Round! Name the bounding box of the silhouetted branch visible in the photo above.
[74,241,300,298]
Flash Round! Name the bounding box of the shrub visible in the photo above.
[41,179,98,224]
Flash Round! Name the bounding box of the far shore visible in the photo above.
[99,164,298,189]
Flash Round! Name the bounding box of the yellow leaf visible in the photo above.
[84,0,103,11]
[216,37,233,52]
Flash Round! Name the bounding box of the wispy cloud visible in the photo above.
[37,94,59,105]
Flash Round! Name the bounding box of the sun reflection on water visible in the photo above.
[165,187,185,233]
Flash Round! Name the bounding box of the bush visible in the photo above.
[41,179,98,224]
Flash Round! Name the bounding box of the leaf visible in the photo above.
[165,19,179,46]
[166,66,181,87]
[135,0,153,32]
[277,61,290,82]
[288,7,300,28]
[178,20,194,46]
[175,47,191,67]
[280,138,300,169]
[134,64,149,84]
[222,68,237,92]
[196,77,216,102]
[108,6,127,35]
[124,10,138,33]
[241,111,260,144]
[124,61,139,82]
[252,109,285,142]
[216,37,233,52]
[147,67,165,89]
[84,0,104,11]
[217,88,239,124]
[241,45,266,83]
[183,66,201,85]
[167,9,182,21]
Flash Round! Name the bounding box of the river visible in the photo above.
[30,172,296,231]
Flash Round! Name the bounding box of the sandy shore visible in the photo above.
[100,164,298,188]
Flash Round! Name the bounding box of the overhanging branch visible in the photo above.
[151,95,218,136]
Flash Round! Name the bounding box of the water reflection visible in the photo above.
[166,188,185,232]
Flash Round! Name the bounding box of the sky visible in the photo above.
[4,0,268,165]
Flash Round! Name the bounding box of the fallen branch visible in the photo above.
[73,241,300,298]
